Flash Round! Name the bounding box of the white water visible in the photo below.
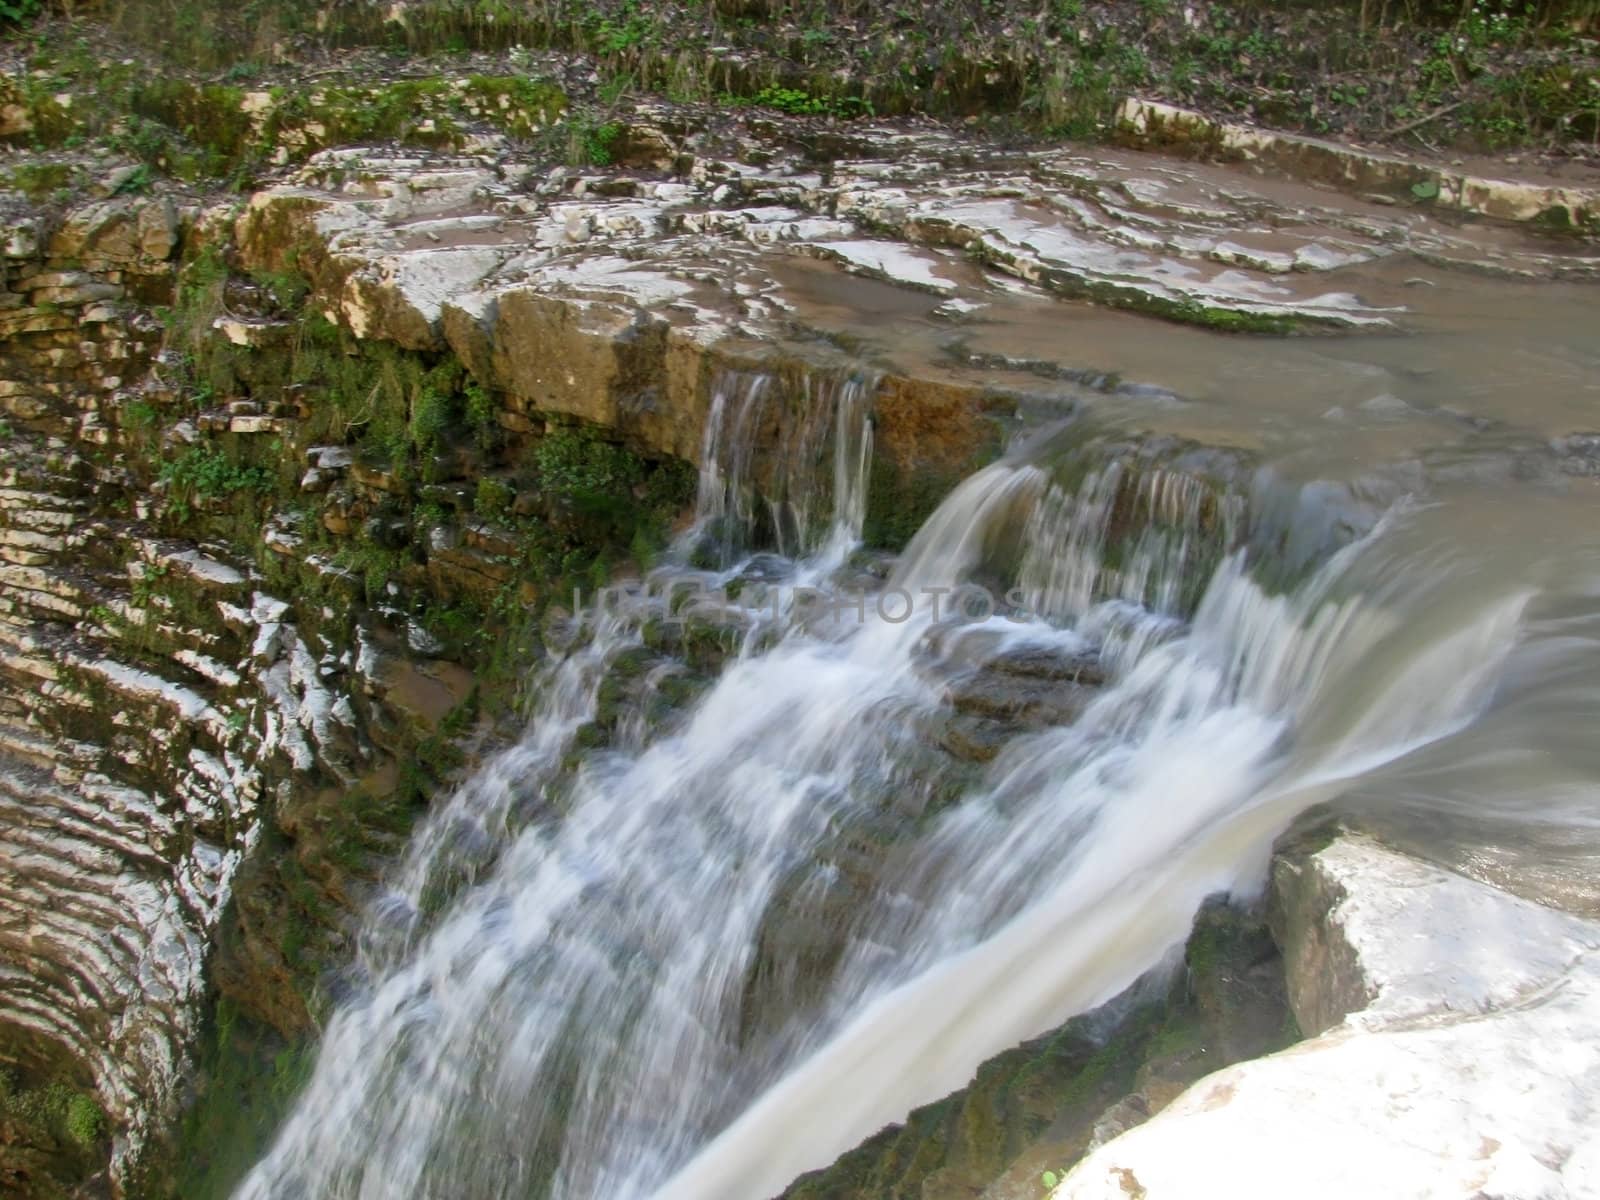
[238,375,1539,1200]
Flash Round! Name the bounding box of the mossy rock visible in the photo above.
[0,1065,110,1199]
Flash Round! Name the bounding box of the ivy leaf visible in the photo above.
[1411,178,1441,201]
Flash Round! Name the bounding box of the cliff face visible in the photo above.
[1,195,220,1189]
[0,190,488,1194]
[0,142,1017,1193]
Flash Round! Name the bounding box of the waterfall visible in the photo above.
[687,367,875,570]
[236,379,1540,1200]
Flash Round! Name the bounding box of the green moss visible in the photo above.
[63,1094,105,1147]
[127,81,256,178]
[474,476,517,523]
[864,456,955,551]
[171,999,315,1200]
[462,74,568,136]
[0,1065,109,1193]
[0,160,80,200]
[863,421,1003,552]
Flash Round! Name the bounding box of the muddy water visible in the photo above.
[783,252,1600,451]
[785,237,1600,913]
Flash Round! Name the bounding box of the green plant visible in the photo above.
[253,267,311,311]
[534,424,643,507]
[588,1,653,53]
[162,244,232,383]
[474,476,516,523]
[748,84,873,119]
[409,384,454,457]
[564,113,622,165]
[598,69,635,106]
[124,401,161,431]
[158,445,274,520]
[130,561,171,609]
[1,161,77,200]
[333,540,408,604]
[464,381,499,451]
[113,163,154,195]
[0,0,41,26]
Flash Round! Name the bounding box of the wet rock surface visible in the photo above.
[788,824,1600,1200]
[236,112,1600,412]
[1119,98,1600,233]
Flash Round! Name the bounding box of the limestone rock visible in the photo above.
[1052,834,1600,1200]
[1117,97,1600,232]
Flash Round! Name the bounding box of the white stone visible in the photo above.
[803,240,961,295]
[1053,836,1600,1200]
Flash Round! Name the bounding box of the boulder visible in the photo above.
[1053,833,1600,1200]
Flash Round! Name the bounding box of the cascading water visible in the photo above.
[690,368,874,570]
[237,371,1547,1200]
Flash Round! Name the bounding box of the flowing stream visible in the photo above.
[237,358,1590,1200]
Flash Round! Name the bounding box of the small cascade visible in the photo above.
[687,366,876,569]
[356,365,880,977]
[1012,435,1248,626]
[237,402,1548,1200]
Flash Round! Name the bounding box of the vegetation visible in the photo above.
[0,160,81,200]
[0,0,41,26]
[157,446,275,520]
[745,84,873,119]
[0,1071,105,1149]
[174,996,316,1200]
[120,232,700,1197]
[562,111,623,164]
[1,44,566,189]
[3,0,1594,175]
[0,1064,108,1195]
